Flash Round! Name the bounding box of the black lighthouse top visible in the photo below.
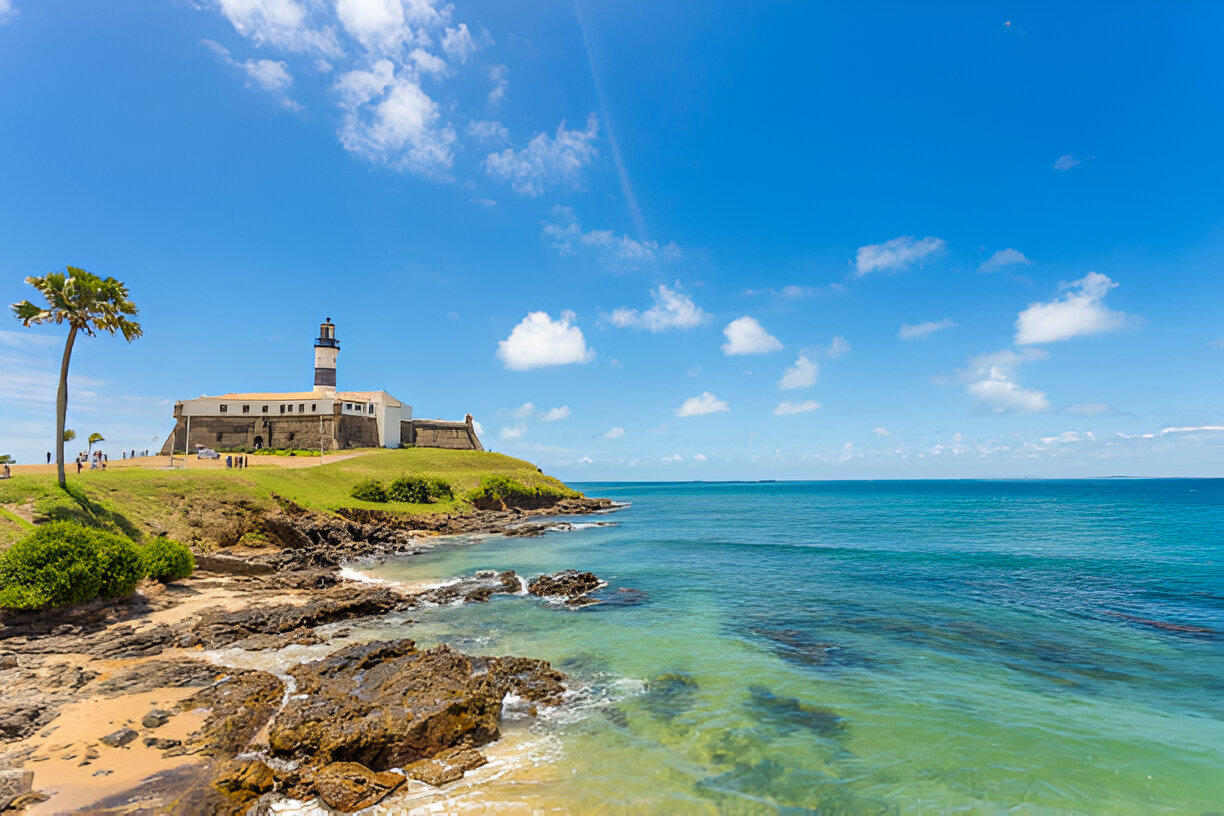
[316,317,339,349]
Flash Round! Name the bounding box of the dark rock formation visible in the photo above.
[190,587,402,649]
[142,709,171,729]
[0,768,34,812]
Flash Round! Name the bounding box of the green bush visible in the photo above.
[465,475,568,506]
[429,478,454,501]
[350,478,388,502]
[141,537,195,582]
[0,521,145,610]
[388,475,431,503]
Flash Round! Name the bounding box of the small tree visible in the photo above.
[63,429,76,444]
[0,454,14,464]
[11,268,142,488]
[87,432,104,455]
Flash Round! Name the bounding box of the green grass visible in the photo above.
[0,449,577,550]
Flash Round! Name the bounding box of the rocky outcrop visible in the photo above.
[268,636,563,778]
[404,746,487,787]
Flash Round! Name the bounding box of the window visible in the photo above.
[280,404,286,414]
[299,403,305,413]
[311,404,316,412]
[219,404,227,413]
[242,405,250,414]
[288,404,294,413]
[262,405,269,413]
[369,404,375,414]
[288,432,296,442]
[216,432,223,442]
[345,403,353,410]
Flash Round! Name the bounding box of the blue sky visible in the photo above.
[1,0,1222,478]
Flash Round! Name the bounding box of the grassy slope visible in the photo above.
[0,449,576,549]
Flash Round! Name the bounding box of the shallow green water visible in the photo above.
[359,480,1224,814]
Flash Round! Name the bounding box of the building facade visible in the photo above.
[159,319,482,454]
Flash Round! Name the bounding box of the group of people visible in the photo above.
[74,450,107,473]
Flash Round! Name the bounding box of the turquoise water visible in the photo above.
[366,480,1224,813]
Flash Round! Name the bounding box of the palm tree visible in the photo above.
[87,432,105,456]
[11,268,142,488]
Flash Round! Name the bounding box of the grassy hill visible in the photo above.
[0,449,576,550]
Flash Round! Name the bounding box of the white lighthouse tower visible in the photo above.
[314,317,339,395]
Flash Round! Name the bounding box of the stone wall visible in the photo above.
[401,420,483,451]
[336,415,380,449]
[158,411,373,454]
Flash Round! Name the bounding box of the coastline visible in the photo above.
[0,494,619,814]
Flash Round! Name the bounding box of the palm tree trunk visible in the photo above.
[55,327,77,490]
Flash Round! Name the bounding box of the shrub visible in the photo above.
[428,478,454,501]
[141,537,195,582]
[0,521,145,610]
[388,475,431,503]
[237,531,268,547]
[465,475,569,507]
[350,478,388,502]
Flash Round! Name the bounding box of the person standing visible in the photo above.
[46,451,51,464]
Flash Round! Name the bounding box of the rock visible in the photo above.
[142,708,172,729]
[403,746,487,787]
[100,728,139,748]
[179,669,283,757]
[268,639,564,771]
[0,655,16,671]
[312,761,405,812]
[0,768,34,811]
[192,588,402,648]
[528,570,605,599]
[144,737,182,751]
[93,660,221,696]
[212,757,275,801]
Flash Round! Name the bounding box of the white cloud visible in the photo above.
[773,400,820,416]
[603,426,625,439]
[335,59,455,175]
[440,23,477,63]
[873,426,892,437]
[409,48,448,76]
[662,454,683,463]
[778,354,818,390]
[484,114,598,196]
[333,0,447,54]
[693,453,707,462]
[543,206,679,268]
[721,317,782,356]
[485,63,508,105]
[0,0,17,24]
[1014,272,1130,345]
[1053,154,1082,171]
[467,119,507,142]
[899,318,956,340]
[962,348,1050,414]
[541,406,570,422]
[979,248,1031,274]
[500,424,526,440]
[855,236,945,276]
[496,311,595,371]
[676,392,729,417]
[826,336,850,358]
[510,402,535,419]
[1066,402,1111,416]
[472,419,485,437]
[1117,425,1224,439]
[215,0,341,57]
[607,283,706,331]
[202,40,300,108]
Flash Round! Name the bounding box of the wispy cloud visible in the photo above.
[855,235,945,276]
[778,354,818,390]
[676,392,729,417]
[979,248,1031,274]
[543,207,680,269]
[202,39,300,110]
[1015,272,1132,345]
[962,348,1050,414]
[899,318,956,340]
[606,283,706,331]
[485,115,599,196]
[773,400,820,416]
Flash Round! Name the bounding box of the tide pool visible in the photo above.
[361,480,1224,813]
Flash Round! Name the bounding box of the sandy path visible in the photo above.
[8,449,374,475]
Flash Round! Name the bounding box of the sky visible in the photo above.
[1,0,1222,479]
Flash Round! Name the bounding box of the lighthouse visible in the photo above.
[314,317,339,394]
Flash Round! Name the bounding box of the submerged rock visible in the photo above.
[640,672,700,720]
[190,587,402,648]
[313,761,405,811]
[528,570,605,599]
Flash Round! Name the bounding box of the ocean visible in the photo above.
[355,480,1224,813]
